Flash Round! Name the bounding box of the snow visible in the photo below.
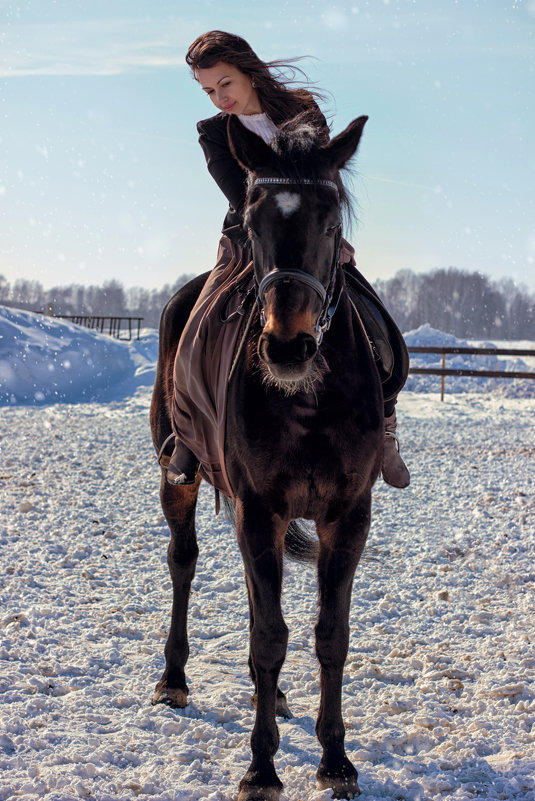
[404,324,535,398]
[1,306,534,801]
[0,306,158,406]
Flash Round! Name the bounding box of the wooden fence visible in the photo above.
[54,315,144,341]
[408,346,535,400]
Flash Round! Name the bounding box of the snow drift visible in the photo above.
[0,307,533,407]
[0,306,158,406]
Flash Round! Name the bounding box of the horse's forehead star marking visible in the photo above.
[274,191,301,217]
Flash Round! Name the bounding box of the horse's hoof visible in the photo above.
[238,766,283,801]
[317,761,360,799]
[275,695,293,719]
[152,683,188,708]
[250,692,293,719]
[317,776,360,799]
[331,785,360,801]
[237,785,281,801]
[237,790,280,801]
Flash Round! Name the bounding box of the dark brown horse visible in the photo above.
[150,114,384,800]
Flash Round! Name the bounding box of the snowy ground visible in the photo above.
[1,307,535,801]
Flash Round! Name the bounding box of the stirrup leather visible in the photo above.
[384,430,401,452]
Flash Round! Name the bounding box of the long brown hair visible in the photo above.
[185,30,329,139]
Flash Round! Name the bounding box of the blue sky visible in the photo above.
[1,0,534,293]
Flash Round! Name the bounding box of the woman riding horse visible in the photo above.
[167,30,410,489]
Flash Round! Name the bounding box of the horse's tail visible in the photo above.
[284,521,319,562]
[221,497,318,563]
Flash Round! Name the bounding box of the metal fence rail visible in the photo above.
[407,346,535,400]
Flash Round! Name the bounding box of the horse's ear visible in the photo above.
[322,115,368,171]
[228,115,274,173]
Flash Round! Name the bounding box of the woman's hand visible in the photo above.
[340,238,356,266]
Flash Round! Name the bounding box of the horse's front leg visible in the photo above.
[152,476,200,708]
[315,495,372,799]
[247,584,293,720]
[236,498,288,801]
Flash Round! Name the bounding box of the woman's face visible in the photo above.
[197,62,262,116]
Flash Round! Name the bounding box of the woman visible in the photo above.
[167,30,410,489]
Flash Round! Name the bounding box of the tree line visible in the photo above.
[373,268,534,339]
[1,267,533,338]
[0,274,196,330]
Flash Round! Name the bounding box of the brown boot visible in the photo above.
[167,440,199,486]
[382,411,410,488]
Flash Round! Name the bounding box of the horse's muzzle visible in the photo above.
[258,331,318,376]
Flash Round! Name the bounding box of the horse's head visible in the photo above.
[228,113,367,392]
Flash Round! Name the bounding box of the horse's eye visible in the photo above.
[325,225,338,237]
[249,187,263,205]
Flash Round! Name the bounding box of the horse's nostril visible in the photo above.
[259,332,317,365]
[300,334,317,362]
[258,334,270,363]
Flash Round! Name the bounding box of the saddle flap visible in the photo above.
[345,272,409,401]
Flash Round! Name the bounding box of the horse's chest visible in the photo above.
[258,400,368,482]
[280,405,321,442]
[269,396,353,445]
[229,372,382,512]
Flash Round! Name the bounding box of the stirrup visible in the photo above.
[167,468,196,486]
[384,430,401,451]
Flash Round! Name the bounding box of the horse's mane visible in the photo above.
[270,112,355,227]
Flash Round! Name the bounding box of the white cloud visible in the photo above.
[0,18,191,77]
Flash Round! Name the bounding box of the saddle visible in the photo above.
[172,253,408,500]
[344,271,409,402]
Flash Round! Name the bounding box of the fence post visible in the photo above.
[441,352,446,401]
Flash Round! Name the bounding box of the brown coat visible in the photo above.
[172,236,253,498]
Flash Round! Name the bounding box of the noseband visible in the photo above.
[252,178,343,345]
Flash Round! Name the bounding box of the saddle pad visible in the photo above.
[172,237,253,499]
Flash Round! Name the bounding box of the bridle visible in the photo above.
[252,177,344,345]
